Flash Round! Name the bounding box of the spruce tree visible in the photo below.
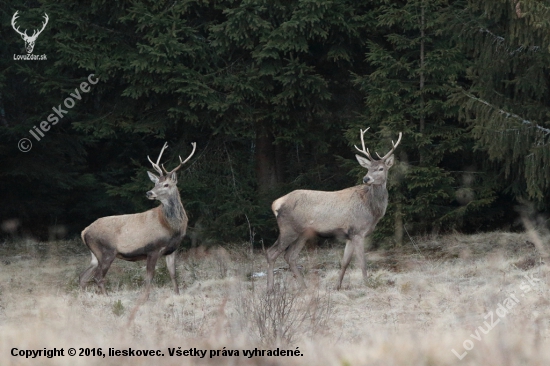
[352,0,497,241]
[452,0,550,204]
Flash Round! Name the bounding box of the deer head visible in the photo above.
[146,142,197,203]
[354,128,402,185]
[11,11,49,54]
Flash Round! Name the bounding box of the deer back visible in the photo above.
[273,184,387,237]
[83,206,186,255]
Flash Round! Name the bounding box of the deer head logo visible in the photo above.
[11,11,49,54]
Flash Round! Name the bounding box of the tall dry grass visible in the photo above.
[0,230,549,365]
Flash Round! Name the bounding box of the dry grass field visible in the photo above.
[1,230,550,365]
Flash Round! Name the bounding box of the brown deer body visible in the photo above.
[266,128,402,291]
[79,142,196,296]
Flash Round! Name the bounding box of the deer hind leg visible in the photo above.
[266,238,283,293]
[284,235,308,289]
[266,232,298,292]
[95,249,116,295]
[336,240,354,290]
[165,251,179,295]
[79,252,99,289]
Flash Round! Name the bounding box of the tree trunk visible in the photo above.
[394,203,403,246]
[275,141,285,184]
[255,125,279,194]
[0,92,8,127]
[417,1,428,233]
[419,2,425,137]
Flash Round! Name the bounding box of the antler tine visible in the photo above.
[155,142,169,165]
[180,142,197,165]
[147,142,169,176]
[11,11,27,37]
[378,132,403,161]
[354,128,375,160]
[147,155,163,175]
[165,142,197,174]
[36,13,49,36]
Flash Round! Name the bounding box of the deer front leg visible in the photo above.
[165,251,179,295]
[144,251,161,298]
[354,236,368,282]
[337,240,354,290]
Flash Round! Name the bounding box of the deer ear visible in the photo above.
[147,171,159,183]
[356,155,372,169]
[385,155,395,168]
[169,171,178,183]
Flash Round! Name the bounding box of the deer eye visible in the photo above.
[163,184,169,187]
[378,167,384,171]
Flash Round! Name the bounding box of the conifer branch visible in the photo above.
[478,28,540,55]
[462,90,550,136]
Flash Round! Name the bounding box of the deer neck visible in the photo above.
[159,193,187,234]
[362,183,388,219]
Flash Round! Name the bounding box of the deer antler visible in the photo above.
[11,11,27,38]
[31,13,49,39]
[11,12,49,40]
[162,142,197,174]
[147,142,169,176]
[354,128,376,161]
[354,128,402,161]
[376,132,402,161]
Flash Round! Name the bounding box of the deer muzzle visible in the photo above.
[363,176,373,185]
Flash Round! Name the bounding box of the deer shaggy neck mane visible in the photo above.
[358,183,388,220]
[157,194,187,235]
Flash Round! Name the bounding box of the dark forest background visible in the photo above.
[1,0,549,247]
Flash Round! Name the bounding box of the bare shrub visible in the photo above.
[233,281,333,346]
[184,253,201,285]
[213,246,230,279]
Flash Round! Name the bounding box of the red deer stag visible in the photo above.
[266,128,402,291]
[79,141,196,296]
